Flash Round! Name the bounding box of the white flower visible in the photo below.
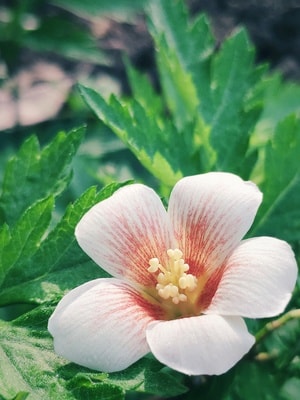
[48,172,297,375]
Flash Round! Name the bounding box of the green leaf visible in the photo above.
[0,306,65,400]
[0,392,29,400]
[62,358,187,398]
[228,361,281,400]
[250,114,300,240]
[0,197,54,288]
[260,317,300,370]
[208,29,261,172]
[23,17,108,65]
[281,378,300,400]
[253,74,300,146]
[0,306,186,399]
[0,306,124,400]
[125,58,163,117]
[147,0,214,72]
[0,127,85,225]
[147,1,214,131]
[51,0,147,17]
[78,84,183,186]
[153,37,200,130]
[0,182,128,306]
[147,0,264,176]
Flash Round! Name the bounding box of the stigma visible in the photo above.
[148,248,198,304]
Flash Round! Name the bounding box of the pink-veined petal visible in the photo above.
[168,172,262,277]
[75,184,174,286]
[48,278,163,372]
[205,237,297,318]
[146,314,254,376]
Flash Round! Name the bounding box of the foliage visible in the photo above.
[0,0,147,75]
[1,0,300,399]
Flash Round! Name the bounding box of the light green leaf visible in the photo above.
[147,1,214,142]
[0,392,29,400]
[0,307,67,400]
[125,58,163,117]
[147,0,264,175]
[0,306,124,400]
[281,378,300,400]
[0,127,85,225]
[154,38,200,130]
[253,74,300,146]
[147,0,214,71]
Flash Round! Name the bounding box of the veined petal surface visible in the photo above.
[146,314,254,376]
[206,237,297,318]
[48,278,163,372]
[168,172,262,277]
[75,184,173,286]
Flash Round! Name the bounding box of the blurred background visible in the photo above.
[1,0,300,198]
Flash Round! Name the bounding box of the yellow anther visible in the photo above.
[148,248,197,304]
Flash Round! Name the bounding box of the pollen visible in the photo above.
[148,248,197,304]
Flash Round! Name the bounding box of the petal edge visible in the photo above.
[146,314,254,375]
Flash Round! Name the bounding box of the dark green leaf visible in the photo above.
[0,127,85,225]
[259,318,300,370]
[228,361,281,400]
[51,0,147,17]
[0,183,128,306]
[250,114,300,241]
[208,29,261,172]
[106,358,188,397]
[0,197,54,288]
[23,17,108,65]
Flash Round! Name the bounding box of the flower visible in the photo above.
[48,172,297,376]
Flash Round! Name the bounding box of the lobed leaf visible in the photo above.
[0,128,85,225]
[78,84,184,186]
[147,0,265,176]
[0,183,128,306]
[0,306,187,400]
[80,0,268,187]
[0,197,54,288]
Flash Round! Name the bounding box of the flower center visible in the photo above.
[148,248,198,305]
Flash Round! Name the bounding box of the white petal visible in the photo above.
[168,172,262,277]
[75,184,173,286]
[146,315,254,375]
[48,278,162,372]
[206,237,297,317]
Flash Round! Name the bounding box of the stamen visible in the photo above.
[148,258,160,273]
[148,248,198,304]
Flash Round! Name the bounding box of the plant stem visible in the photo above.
[255,309,300,343]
